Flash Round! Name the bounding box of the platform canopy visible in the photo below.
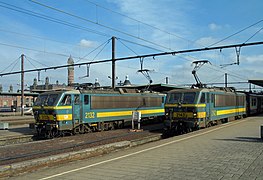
[119,83,184,93]
[248,80,263,87]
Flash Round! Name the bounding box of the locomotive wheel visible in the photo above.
[109,122,115,130]
[83,124,92,133]
[118,120,124,129]
[103,123,109,131]
[79,124,85,134]
[72,128,77,135]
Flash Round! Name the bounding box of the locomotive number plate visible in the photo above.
[174,112,187,118]
[85,112,95,118]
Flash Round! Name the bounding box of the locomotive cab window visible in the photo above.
[34,94,48,106]
[167,93,181,103]
[34,94,59,106]
[84,95,89,105]
[74,95,80,105]
[60,95,71,105]
[200,93,205,103]
[46,94,59,106]
[166,92,196,104]
[183,92,196,104]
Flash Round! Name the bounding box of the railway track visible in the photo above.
[0,123,163,166]
[0,116,34,126]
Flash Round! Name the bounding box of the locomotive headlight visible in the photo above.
[193,112,197,117]
[165,108,171,116]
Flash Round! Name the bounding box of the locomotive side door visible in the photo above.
[72,94,81,126]
[205,92,211,125]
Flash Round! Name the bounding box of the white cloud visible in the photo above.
[110,0,195,50]
[243,54,263,64]
[79,39,97,48]
[209,23,221,31]
[195,37,218,47]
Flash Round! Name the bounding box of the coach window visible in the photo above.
[84,95,89,105]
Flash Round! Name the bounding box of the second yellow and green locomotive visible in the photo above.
[164,87,246,134]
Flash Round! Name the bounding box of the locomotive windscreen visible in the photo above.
[166,92,196,104]
[34,94,60,106]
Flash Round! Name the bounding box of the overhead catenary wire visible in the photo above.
[0,0,227,77]
[0,41,262,77]
[82,0,195,45]
[76,38,112,63]
[31,0,216,64]
[208,19,263,47]
[25,56,47,68]
[117,38,139,56]
[2,1,189,53]
[91,39,111,61]
[26,56,51,68]
[28,0,180,51]
[2,0,263,85]
[243,27,263,44]
[227,73,249,82]
[0,28,91,49]
[0,56,20,73]
[0,42,93,62]
[117,38,166,53]
[0,2,110,37]
[9,59,20,73]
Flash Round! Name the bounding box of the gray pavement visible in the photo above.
[7,116,263,180]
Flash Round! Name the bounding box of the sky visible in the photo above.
[0,0,262,92]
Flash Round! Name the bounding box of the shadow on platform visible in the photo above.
[214,136,263,143]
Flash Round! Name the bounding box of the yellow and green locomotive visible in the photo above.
[164,87,246,134]
[33,89,165,138]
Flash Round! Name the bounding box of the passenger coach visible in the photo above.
[245,92,263,115]
[33,89,165,138]
[164,87,246,133]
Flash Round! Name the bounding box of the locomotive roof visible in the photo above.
[38,88,164,95]
[168,87,240,94]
